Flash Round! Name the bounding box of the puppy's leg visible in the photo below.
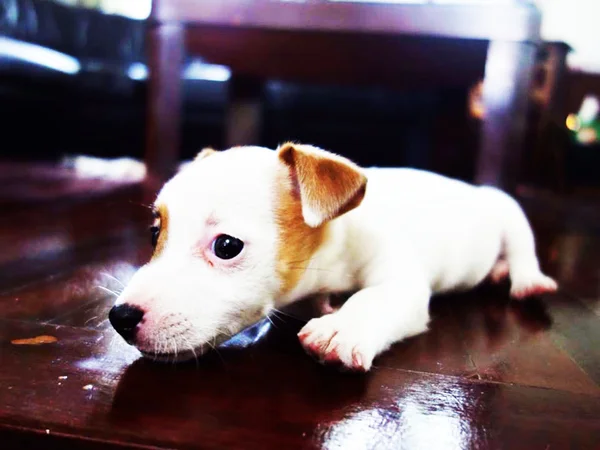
[312,293,338,315]
[482,187,558,299]
[298,280,431,371]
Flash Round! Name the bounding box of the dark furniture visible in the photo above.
[0,0,146,73]
[146,0,542,191]
[0,0,228,162]
[0,0,146,160]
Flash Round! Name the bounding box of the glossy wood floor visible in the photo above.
[1,163,599,450]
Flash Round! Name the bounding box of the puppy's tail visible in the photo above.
[480,186,558,299]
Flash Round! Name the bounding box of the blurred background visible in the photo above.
[0,0,598,192]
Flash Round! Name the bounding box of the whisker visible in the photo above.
[265,315,279,329]
[172,337,178,363]
[161,330,168,356]
[100,272,125,288]
[94,318,108,329]
[284,257,352,276]
[128,200,154,210]
[156,330,164,357]
[96,285,121,297]
[84,315,99,325]
[206,339,226,366]
[205,327,235,340]
[270,311,285,322]
[271,308,302,320]
[182,336,200,368]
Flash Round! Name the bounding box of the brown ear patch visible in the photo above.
[277,142,367,227]
[151,204,169,260]
[275,166,328,295]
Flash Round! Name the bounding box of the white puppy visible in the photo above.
[109,143,557,371]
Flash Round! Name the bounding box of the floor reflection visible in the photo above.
[320,377,494,450]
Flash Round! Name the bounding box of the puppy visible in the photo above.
[109,143,557,371]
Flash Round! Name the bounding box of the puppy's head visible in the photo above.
[109,143,367,361]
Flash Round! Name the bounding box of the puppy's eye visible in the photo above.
[212,234,244,260]
[150,225,160,248]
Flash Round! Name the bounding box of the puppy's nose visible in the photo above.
[109,304,144,342]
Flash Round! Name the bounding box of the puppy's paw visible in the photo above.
[510,272,558,300]
[298,314,375,372]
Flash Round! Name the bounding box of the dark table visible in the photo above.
[145,0,542,190]
[1,165,600,449]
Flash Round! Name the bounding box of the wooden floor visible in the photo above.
[1,163,599,449]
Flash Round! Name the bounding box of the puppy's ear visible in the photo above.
[194,147,217,161]
[277,142,367,227]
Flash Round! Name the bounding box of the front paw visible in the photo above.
[298,314,376,372]
[510,272,558,300]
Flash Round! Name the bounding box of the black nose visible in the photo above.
[109,304,144,342]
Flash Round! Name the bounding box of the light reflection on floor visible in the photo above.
[320,377,487,450]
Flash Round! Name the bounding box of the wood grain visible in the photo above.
[0,163,598,449]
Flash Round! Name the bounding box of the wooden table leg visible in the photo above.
[145,23,184,184]
[225,75,263,148]
[475,40,537,192]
